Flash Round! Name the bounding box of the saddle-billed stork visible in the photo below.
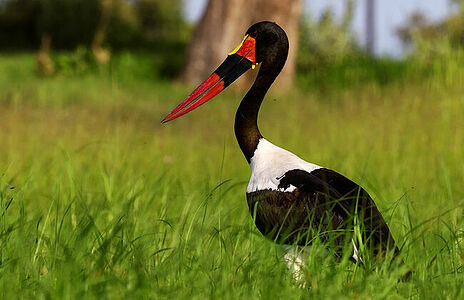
[163,22,397,274]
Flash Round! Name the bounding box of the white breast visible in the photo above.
[246,138,322,193]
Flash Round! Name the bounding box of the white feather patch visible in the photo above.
[247,138,321,193]
[352,239,363,263]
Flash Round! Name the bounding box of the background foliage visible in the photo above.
[0,0,190,78]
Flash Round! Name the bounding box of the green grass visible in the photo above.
[0,53,463,298]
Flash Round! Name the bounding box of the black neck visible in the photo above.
[234,68,279,162]
[234,22,289,163]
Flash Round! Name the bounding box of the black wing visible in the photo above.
[277,168,397,255]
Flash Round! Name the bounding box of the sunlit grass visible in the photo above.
[0,53,463,298]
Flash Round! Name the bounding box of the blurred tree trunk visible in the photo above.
[37,33,55,76]
[365,0,375,55]
[181,0,301,90]
[92,0,113,64]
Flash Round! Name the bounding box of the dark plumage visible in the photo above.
[247,168,397,257]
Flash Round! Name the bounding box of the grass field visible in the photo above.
[0,53,463,298]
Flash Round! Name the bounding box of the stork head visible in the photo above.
[162,22,288,123]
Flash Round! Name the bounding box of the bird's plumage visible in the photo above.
[246,140,396,256]
[247,138,321,193]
